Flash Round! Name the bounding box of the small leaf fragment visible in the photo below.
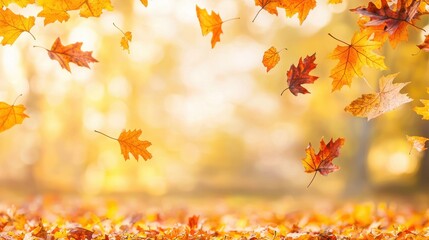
[262,46,282,72]
[417,35,429,52]
[407,135,429,154]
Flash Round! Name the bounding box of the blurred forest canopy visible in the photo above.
[0,0,428,199]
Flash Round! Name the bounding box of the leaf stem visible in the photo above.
[94,130,117,141]
[33,45,49,51]
[328,33,349,45]
[27,31,36,41]
[281,87,289,96]
[113,22,126,36]
[278,48,288,54]
[307,171,317,188]
[252,7,264,22]
[12,94,23,105]
[361,77,374,91]
[222,17,240,24]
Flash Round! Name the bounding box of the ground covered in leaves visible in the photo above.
[1,195,429,239]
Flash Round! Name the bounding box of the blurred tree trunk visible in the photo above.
[343,121,372,197]
[417,124,429,191]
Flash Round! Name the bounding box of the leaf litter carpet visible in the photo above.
[1,195,429,239]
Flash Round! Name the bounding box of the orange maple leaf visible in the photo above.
[95,129,152,161]
[196,5,238,48]
[37,37,98,72]
[282,53,318,96]
[0,95,29,133]
[262,46,286,72]
[406,135,429,154]
[344,73,412,120]
[302,137,345,188]
[188,215,199,230]
[113,23,132,54]
[36,0,113,25]
[417,35,429,52]
[0,0,34,7]
[140,0,148,7]
[252,0,281,22]
[0,8,35,45]
[281,0,316,24]
[329,32,387,91]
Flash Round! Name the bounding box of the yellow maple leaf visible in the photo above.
[0,0,34,7]
[262,46,286,72]
[414,88,429,120]
[328,0,342,3]
[406,135,429,154]
[113,23,132,54]
[196,5,224,48]
[0,96,29,133]
[140,0,148,7]
[36,0,113,25]
[95,129,152,161]
[344,73,412,120]
[0,8,35,45]
[329,31,387,91]
[281,0,316,24]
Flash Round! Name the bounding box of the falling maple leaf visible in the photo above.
[414,88,429,119]
[406,135,429,154]
[281,0,316,24]
[0,0,34,7]
[95,129,152,161]
[281,53,318,96]
[329,31,387,91]
[140,0,148,7]
[37,37,98,72]
[0,8,35,45]
[113,23,132,54]
[417,35,429,52]
[36,0,113,25]
[196,5,238,48]
[0,95,29,133]
[351,0,424,48]
[252,0,281,22]
[262,46,286,72]
[345,73,412,120]
[302,137,345,188]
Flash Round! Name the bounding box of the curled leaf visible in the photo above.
[345,73,412,120]
[45,37,98,72]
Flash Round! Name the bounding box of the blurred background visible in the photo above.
[0,0,428,200]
